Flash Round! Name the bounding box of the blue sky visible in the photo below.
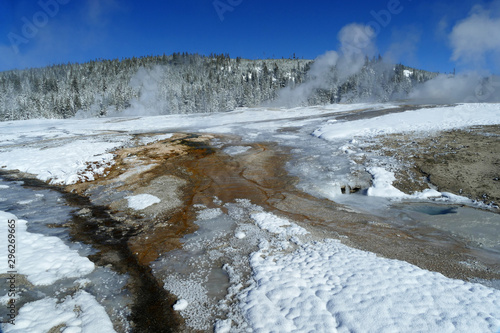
[1,0,499,73]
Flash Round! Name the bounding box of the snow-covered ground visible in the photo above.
[312,103,500,140]
[0,210,116,332]
[1,102,500,332]
[238,218,500,333]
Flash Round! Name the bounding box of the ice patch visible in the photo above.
[16,199,35,205]
[0,211,94,285]
[223,146,251,156]
[273,134,300,140]
[125,194,161,210]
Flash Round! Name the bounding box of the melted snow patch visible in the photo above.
[125,194,161,210]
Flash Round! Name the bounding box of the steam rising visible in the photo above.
[411,2,500,103]
[110,5,500,117]
[409,73,500,104]
[274,8,500,107]
[118,66,168,117]
[273,24,377,107]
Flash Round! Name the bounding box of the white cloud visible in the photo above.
[450,3,500,67]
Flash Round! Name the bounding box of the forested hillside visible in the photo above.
[0,53,437,121]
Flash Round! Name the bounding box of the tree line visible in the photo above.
[0,53,436,121]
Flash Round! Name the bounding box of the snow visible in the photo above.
[235,231,246,239]
[125,193,161,210]
[313,103,500,140]
[139,133,173,145]
[0,138,120,185]
[196,207,224,220]
[0,211,113,332]
[3,103,493,189]
[404,69,413,77]
[173,299,189,311]
[2,102,500,332]
[214,319,232,333]
[239,237,500,333]
[234,208,500,332]
[367,167,442,199]
[366,166,408,197]
[5,291,115,333]
[365,167,478,204]
[0,211,95,285]
[0,103,379,186]
[250,211,309,236]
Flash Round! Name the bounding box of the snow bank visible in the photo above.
[0,211,94,285]
[365,167,483,205]
[313,103,500,140]
[239,238,500,332]
[4,291,115,333]
[366,166,408,198]
[367,167,442,199]
[0,138,121,185]
[126,193,161,210]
